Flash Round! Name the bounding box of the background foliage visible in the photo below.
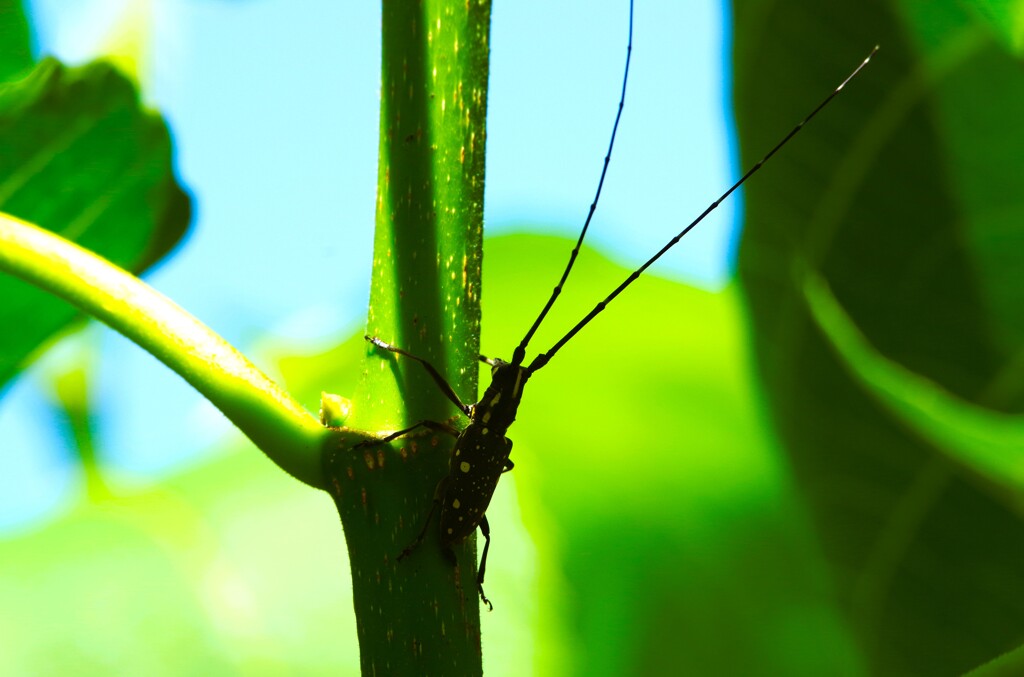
[0,0,189,387]
[2,0,1024,675]
[736,1,1024,674]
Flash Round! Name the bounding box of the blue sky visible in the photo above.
[0,0,735,530]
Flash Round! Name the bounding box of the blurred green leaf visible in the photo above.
[804,272,1024,493]
[735,0,1024,673]
[45,346,112,500]
[0,0,32,82]
[481,235,862,676]
[967,642,1024,677]
[0,57,191,390]
[945,0,1024,56]
[0,444,357,676]
[280,234,864,676]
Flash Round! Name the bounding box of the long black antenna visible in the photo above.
[527,45,879,374]
[511,0,635,367]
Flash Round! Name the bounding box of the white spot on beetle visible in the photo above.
[452,499,461,509]
[460,461,471,473]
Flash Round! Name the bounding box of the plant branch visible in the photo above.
[320,0,491,673]
[0,212,329,490]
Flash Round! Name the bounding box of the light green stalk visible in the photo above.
[0,212,329,489]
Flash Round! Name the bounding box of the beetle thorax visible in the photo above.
[472,359,529,432]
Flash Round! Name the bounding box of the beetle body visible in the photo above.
[367,0,876,610]
[364,343,532,608]
[438,359,528,545]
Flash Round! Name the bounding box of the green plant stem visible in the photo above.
[321,0,491,674]
[0,212,329,490]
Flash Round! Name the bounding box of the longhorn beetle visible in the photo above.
[364,0,877,609]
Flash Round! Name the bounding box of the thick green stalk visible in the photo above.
[322,0,490,674]
[0,213,329,489]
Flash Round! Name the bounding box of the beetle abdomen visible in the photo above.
[438,429,512,545]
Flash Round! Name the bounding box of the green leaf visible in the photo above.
[0,443,360,675]
[0,0,32,82]
[947,0,1024,56]
[283,233,867,675]
[0,57,191,389]
[804,272,1024,492]
[480,235,864,676]
[734,0,1024,673]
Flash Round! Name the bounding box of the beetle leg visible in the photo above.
[398,476,450,561]
[356,419,460,448]
[397,500,437,562]
[476,515,494,611]
[365,336,472,416]
[501,438,515,472]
